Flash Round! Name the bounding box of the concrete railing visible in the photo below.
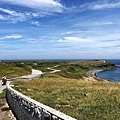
[6,84,76,120]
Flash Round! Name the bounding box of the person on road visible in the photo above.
[2,75,7,85]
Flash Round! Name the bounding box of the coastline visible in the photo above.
[86,69,110,82]
[86,69,104,77]
[86,66,120,82]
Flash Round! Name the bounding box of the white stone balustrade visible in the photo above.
[6,84,76,120]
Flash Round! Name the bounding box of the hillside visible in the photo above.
[11,60,120,120]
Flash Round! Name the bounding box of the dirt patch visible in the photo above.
[83,76,98,82]
[0,104,16,120]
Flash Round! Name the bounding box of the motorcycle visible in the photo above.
[2,78,7,85]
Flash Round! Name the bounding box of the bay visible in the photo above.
[97,59,120,82]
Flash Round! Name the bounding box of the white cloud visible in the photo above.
[74,21,114,28]
[0,8,27,22]
[101,22,113,25]
[64,37,90,42]
[78,1,120,12]
[31,21,40,26]
[0,7,50,22]
[92,2,120,10]
[0,34,23,40]
[58,39,63,42]
[61,31,74,35]
[61,30,96,35]
[91,21,113,26]
[0,14,5,20]
[1,0,64,12]
[0,0,64,22]
[0,8,18,16]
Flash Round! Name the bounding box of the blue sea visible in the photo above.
[97,59,120,82]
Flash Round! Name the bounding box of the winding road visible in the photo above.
[0,69,43,93]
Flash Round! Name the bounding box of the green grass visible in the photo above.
[13,78,120,120]
[0,61,31,107]
[1,60,119,119]
[26,60,116,79]
[0,90,6,107]
[0,62,31,79]
[24,61,62,72]
[54,64,90,79]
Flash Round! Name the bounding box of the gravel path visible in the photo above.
[19,69,43,80]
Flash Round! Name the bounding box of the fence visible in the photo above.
[6,84,76,120]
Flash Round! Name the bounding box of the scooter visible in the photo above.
[2,79,7,85]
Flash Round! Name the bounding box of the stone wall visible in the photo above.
[6,84,76,120]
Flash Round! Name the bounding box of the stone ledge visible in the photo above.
[6,83,76,120]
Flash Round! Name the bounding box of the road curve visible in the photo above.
[0,69,42,93]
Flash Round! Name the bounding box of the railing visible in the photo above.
[6,83,76,120]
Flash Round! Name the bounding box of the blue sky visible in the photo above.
[0,0,120,60]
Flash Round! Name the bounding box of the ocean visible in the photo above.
[97,59,120,82]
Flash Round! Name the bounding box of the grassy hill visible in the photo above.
[0,61,31,79]
[0,61,31,107]
[24,60,116,79]
[11,60,119,120]
[13,78,120,120]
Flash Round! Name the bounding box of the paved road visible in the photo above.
[0,69,42,93]
[19,69,43,80]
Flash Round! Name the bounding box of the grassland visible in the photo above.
[30,60,116,79]
[13,78,120,120]
[11,60,120,120]
[0,90,6,107]
[0,61,31,79]
[0,60,119,119]
[0,61,31,107]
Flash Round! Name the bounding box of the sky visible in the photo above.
[0,0,120,60]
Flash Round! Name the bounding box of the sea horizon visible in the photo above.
[1,58,120,62]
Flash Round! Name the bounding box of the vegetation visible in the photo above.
[0,60,119,119]
[0,61,31,79]
[0,61,31,107]
[22,60,116,79]
[11,60,119,120]
[0,90,6,107]
[0,59,116,79]
[13,78,120,120]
